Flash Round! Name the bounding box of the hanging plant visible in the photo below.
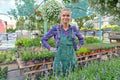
[83,20,94,30]
[41,0,64,23]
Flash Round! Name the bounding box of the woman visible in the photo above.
[41,8,84,75]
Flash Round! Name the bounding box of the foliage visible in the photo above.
[75,47,90,55]
[18,43,116,62]
[83,20,94,30]
[48,37,56,47]
[15,38,41,47]
[0,51,16,63]
[63,0,80,3]
[40,49,55,59]
[25,10,44,31]
[7,28,16,33]
[112,26,120,31]
[0,66,8,80]
[21,53,32,61]
[7,0,44,33]
[88,0,120,18]
[83,43,116,51]
[40,57,120,80]
[7,0,34,30]
[75,14,96,29]
[41,0,64,23]
[84,36,100,44]
[109,17,120,26]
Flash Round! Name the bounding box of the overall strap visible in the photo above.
[57,24,75,39]
[57,24,61,38]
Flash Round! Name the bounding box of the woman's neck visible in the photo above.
[62,24,69,31]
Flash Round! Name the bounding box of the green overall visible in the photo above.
[53,28,77,74]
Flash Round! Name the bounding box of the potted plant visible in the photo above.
[45,51,55,62]
[32,53,39,64]
[39,53,46,63]
[21,53,32,66]
[76,47,90,57]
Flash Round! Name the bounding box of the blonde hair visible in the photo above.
[58,8,71,19]
[60,8,71,14]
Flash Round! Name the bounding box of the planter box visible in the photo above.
[17,48,116,76]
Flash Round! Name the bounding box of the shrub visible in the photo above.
[112,26,120,31]
[15,37,41,47]
[84,36,100,44]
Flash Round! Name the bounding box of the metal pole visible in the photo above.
[99,15,102,42]
[44,0,47,34]
[44,21,47,34]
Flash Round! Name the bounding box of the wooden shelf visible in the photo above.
[24,67,53,75]
[17,58,53,69]
[17,49,116,75]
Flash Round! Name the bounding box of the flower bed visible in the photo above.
[0,51,16,65]
[17,43,116,66]
[39,57,120,80]
[16,43,117,77]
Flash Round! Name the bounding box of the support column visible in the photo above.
[44,0,47,34]
[99,15,102,42]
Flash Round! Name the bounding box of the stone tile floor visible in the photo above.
[7,70,25,80]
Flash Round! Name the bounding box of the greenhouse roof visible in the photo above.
[65,0,93,19]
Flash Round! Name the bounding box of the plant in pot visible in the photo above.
[22,53,32,66]
[32,53,39,64]
[39,53,46,63]
[76,47,90,57]
[45,51,55,62]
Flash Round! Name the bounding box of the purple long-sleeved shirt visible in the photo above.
[41,24,84,51]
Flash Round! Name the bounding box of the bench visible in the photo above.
[108,32,120,44]
[108,32,120,54]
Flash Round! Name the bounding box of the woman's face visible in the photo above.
[60,11,71,25]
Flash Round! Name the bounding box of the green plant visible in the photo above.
[40,57,120,80]
[21,53,32,61]
[84,36,100,44]
[0,66,8,80]
[7,28,16,33]
[41,0,64,23]
[32,53,39,60]
[39,53,46,59]
[0,54,6,63]
[48,37,56,47]
[112,26,120,31]
[15,37,41,48]
[76,47,90,55]
[83,20,94,30]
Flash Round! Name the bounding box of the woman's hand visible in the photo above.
[50,47,57,52]
[76,45,81,50]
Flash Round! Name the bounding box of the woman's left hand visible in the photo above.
[76,45,81,50]
[50,47,57,53]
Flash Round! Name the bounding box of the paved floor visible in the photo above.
[0,63,25,80]
[7,70,25,80]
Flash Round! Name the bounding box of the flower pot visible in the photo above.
[33,60,39,64]
[39,58,45,63]
[24,61,30,66]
